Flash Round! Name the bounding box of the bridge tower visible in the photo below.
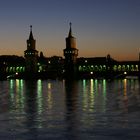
[63,23,78,79]
[24,26,38,78]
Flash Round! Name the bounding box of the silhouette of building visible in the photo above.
[0,55,25,79]
[77,56,139,79]
[38,54,64,79]
[24,26,38,78]
[0,24,139,80]
[63,23,78,79]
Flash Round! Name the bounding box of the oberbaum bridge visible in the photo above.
[0,24,140,80]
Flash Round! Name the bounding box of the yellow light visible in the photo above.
[124,72,127,75]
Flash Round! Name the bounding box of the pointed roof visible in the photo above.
[68,22,73,37]
[29,25,34,40]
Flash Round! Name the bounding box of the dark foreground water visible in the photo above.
[0,79,140,140]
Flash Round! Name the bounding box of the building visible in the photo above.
[0,24,139,80]
[63,23,78,79]
[24,26,38,78]
[0,55,25,79]
[77,56,139,79]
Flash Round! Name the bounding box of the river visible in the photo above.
[0,79,140,140]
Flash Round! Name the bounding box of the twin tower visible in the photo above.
[24,23,78,78]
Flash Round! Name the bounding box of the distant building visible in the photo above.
[77,56,139,79]
[0,55,25,79]
[0,24,139,80]
[38,54,64,79]
[24,26,38,78]
[63,23,78,79]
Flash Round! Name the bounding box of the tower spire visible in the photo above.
[68,22,73,37]
[29,25,34,40]
[30,25,32,31]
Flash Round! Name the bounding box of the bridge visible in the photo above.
[77,56,139,79]
[0,55,140,80]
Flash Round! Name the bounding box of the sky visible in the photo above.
[0,0,140,61]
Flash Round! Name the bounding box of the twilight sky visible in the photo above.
[0,0,139,61]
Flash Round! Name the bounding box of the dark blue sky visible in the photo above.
[0,0,139,60]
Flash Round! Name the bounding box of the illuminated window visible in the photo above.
[118,65,121,71]
[136,65,139,71]
[99,65,102,71]
[131,65,134,71]
[79,66,82,71]
[103,65,106,71]
[122,65,126,71]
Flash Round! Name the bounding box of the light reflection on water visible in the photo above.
[0,79,140,139]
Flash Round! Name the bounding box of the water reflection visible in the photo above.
[10,80,43,137]
[64,80,79,138]
[89,79,94,112]
[82,79,107,113]
[0,79,140,139]
[65,80,78,111]
[123,79,128,112]
[24,80,38,136]
[37,80,43,115]
[110,79,140,114]
[46,81,53,110]
[9,79,25,113]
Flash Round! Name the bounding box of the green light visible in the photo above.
[89,79,94,112]
[9,79,14,103]
[9,79,25,113]
[82,79,88,111]
[103,79,106,96]
[47,82,53,110]
[37,80,43,114]
[102,79,107,112]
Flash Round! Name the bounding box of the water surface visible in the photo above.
[0,79,140,140]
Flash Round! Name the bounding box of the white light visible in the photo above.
[90,72,93,75]
[124,72,127,75]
